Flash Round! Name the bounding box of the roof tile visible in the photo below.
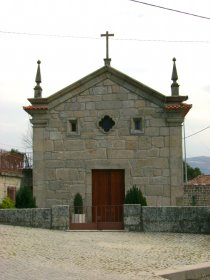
[187,175,210,185]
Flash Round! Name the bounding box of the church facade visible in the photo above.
[24,56,191,208]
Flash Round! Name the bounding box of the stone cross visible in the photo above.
[101,31,114,66]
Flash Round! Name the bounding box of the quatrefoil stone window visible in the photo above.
[99,115,115,133]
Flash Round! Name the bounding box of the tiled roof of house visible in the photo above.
[187,175,210,185]
[23,105,48,111]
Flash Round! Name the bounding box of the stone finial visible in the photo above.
[34,60,42,98]
[171,57,179,96]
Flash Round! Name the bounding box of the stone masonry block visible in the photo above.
[50,131,62,141]
[125,141,138,150]
[111,84,120,93]
[93,86,108,95]
[133,177,149,185]
[45,169,56,180]
[124,204,142,231]
[145,127,159,136]
[159,127,169,136]
[112,140,125,149]
[45,160,65,168]
[134,159,153,169]
[149,176,169,185]
[54,140,64,151]
[107,149,134,159]
[102,93,128,101]
[138,136,152,149]
[120,108,139,117]
[56,168,84,182]
[103,79,115,86]
[95,100,122,110]
[51,205,70,230]
[85,102,95,110]
[134,100,146,107]
[152,137,164,148]
[147,148,159,157]
[159,148,169,157]
[85,159,129,170]
[128,93,138,100]
[145,185,163,196]
[64,140,85,151]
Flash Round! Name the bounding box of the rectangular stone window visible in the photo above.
[131,117,144,134]
[134,118,142,130]
[67,119,79,136]
[70,120,77,132]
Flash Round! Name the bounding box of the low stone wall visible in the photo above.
[124,204,142,231]
[124,205,210,234]
[1,205,210,233]
[143,207,210,233]
[184,184,210,206]
[51,205,70,230]
[0,205,70,230]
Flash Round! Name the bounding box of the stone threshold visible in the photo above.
[156,262,210,280]
[66,230,128,232]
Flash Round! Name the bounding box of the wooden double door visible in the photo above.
[92,169,125,230]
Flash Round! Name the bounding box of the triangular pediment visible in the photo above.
[28,65,188,110]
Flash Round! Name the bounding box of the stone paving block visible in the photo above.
[0,225,209,280]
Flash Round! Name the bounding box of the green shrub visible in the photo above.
[0,197,15,209]
[125,185,147,206]
[73,193,83,214]
[15,186,36,208]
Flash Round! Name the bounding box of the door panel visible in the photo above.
[92,169,124,229]
[111,170,124,205]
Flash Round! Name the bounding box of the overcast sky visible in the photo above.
[0,0,210,158]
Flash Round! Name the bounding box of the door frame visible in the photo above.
[92,169,125,230]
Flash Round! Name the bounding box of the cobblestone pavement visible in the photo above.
[0,225,210,280]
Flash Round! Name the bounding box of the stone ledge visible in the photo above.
[156,262,210,280]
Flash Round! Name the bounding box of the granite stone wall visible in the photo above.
[0,205,70,230]
[124,205,210,234]
[32,75,184,208]
[123,204,142,231]
[51,205,70,230]
[2,205,208,233]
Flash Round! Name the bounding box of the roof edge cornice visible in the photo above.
[26,65,189,106]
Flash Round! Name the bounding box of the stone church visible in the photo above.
[24,33,191,209]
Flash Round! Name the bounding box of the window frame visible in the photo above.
[98,115,116,134]
[67,118,80,136]
[130,117,144,135]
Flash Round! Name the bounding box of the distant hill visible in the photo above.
[187,156,210,175]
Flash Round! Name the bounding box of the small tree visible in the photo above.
[183,162,202,181]
[16,186,36,208]
[125,185,147,206]
[73,193,83,214]
[0,197,15,209]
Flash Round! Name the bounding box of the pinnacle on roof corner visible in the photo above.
[171,57,179,96]
[34,60,42,98]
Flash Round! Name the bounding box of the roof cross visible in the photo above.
[101,31,114,66]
